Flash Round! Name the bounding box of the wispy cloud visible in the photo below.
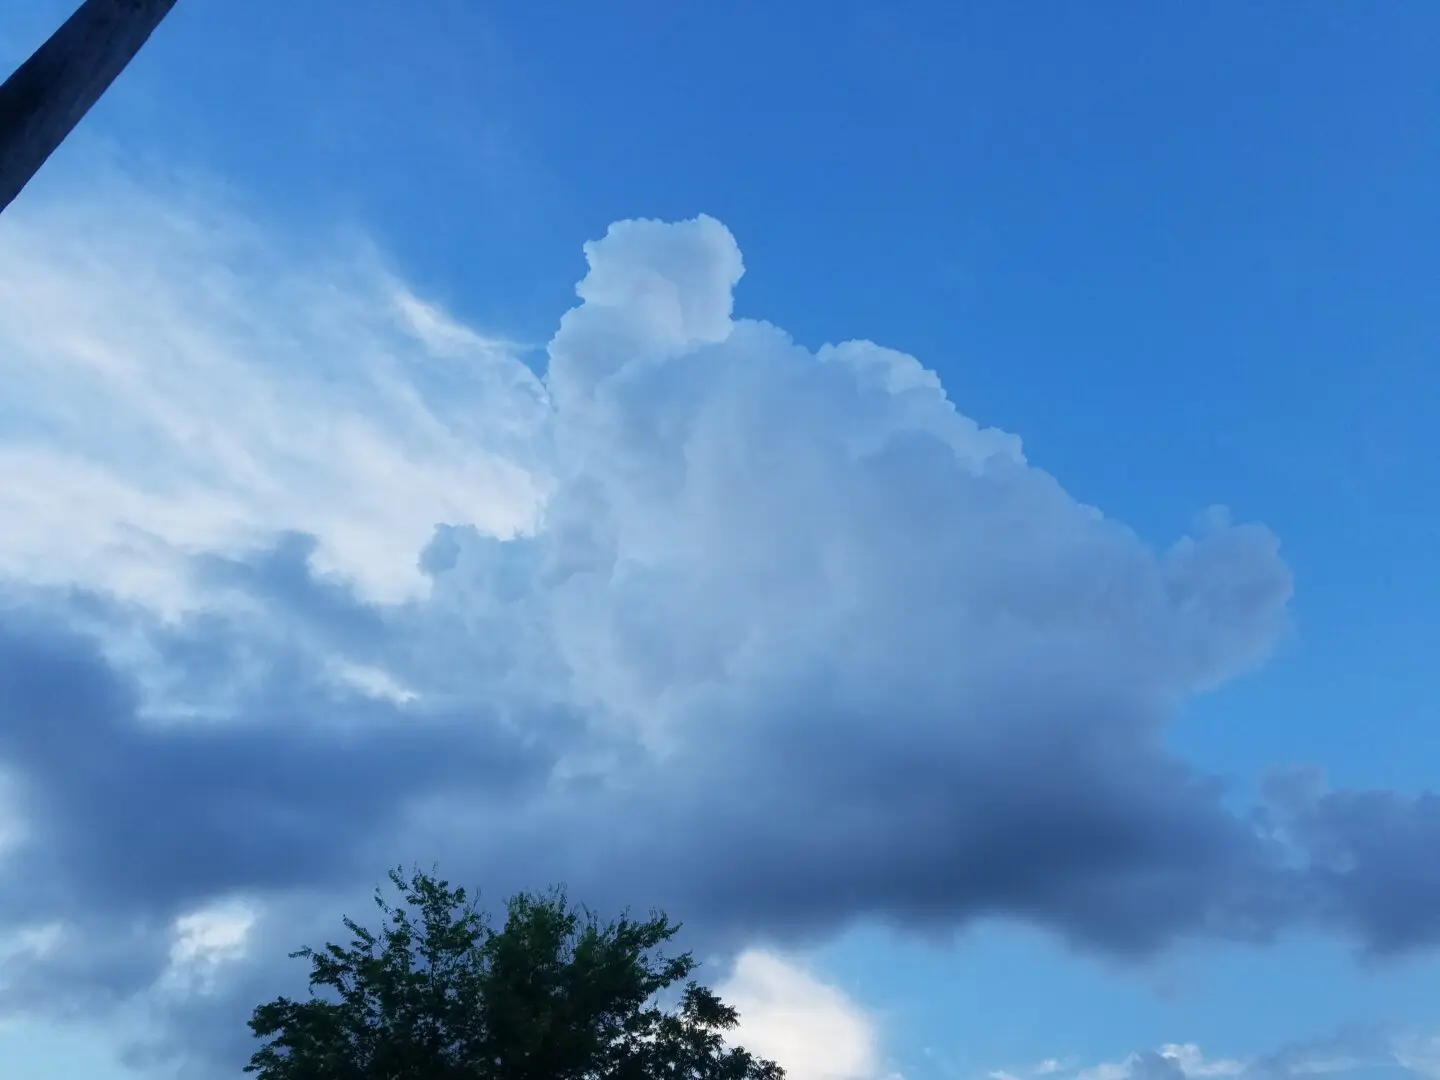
[0,179,546,614]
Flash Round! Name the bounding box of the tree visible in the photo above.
[0,0,181,216]
[245,867,786,1080]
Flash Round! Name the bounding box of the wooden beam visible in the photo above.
[0,0,180,216]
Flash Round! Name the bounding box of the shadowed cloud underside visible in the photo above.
[1,184,1438,1074]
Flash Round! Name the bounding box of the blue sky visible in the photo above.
[1,2,1439,1079]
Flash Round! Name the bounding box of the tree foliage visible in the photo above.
[245,867,785,1080]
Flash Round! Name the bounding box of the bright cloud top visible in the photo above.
[719,949,888,1080]
[0,180,1438,1075]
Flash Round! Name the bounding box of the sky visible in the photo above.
[1,1,1439,1079]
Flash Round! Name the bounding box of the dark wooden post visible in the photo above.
[0,0,180,216]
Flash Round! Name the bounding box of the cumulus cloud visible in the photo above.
[0,180,1436,1073]
[719,949,888,1080]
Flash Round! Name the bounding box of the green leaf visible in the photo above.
[245,867,785,1080]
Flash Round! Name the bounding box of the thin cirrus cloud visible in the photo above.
[0,178,547,614]
[1,175,1440,1074]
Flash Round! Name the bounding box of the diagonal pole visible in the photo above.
[0,0,180,216]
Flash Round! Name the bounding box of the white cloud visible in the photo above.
[160,899,257,998]
[719,949,887,1080]
[0,177,1307,1077]
[0,181,547,615]
[0,184,1290,741]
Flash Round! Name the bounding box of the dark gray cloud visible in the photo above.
[0,211,1435,1077]
[0,598,554,1011]
[1260,768,1440,957]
